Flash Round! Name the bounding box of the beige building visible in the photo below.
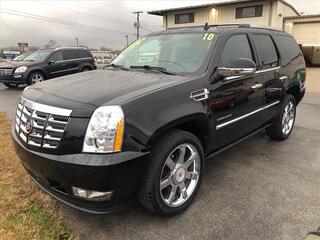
[148,0,320,64]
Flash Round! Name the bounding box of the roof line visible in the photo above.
[279,0,301,16]
[148,0,301,16]
[284,14,320,20]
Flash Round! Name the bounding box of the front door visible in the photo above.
[209,34,265,149]
[45,51,66,78]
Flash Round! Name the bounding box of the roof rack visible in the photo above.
[203,23,251,30]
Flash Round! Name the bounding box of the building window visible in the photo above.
[236,5,263,18]
[175,13,195,24]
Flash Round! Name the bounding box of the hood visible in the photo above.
[0,60,35,69]
[23,69,189,118]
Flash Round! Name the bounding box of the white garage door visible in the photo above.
[293,22,320,45]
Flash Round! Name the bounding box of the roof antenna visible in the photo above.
[204,22,210,31]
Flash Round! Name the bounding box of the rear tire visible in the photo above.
[266,94,296,140]
[138,130,204,216]
[81,66,91,72]
[3,83,19,88]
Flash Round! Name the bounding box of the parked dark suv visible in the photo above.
[0,47,96,88]
[12,25,306,216]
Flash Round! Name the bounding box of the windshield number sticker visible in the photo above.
[202,33,214,41]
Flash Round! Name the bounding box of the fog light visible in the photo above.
[14,74,22,78]
[72,187,113,201]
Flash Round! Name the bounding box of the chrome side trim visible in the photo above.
[255,66,280,74]
[224,66,281,81]
[21,96,72,116]
[216,101,280,130]
[50,67,80,75]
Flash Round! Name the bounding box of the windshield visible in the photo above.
[24,50,52,62]
[14,53,29,61]
[112,33,217,74]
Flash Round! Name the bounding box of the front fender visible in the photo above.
[122,77,211,151]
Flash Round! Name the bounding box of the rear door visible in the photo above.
[209,33,266,149]
[62,49,81,74]
[250,33,282,122]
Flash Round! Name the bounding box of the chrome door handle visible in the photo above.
[251,83,263,89]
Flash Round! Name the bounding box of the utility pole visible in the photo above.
[132,11,143,40]
[75,37,79,47]
[125,35,129,47]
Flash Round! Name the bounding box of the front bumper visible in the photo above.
[0,72,27,84]
[12,127,149,214]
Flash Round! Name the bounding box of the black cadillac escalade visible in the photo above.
[12,25,306,216]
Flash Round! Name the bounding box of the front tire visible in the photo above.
[138,130,204,216]
[266,94,296,140]
[27,72,45,85]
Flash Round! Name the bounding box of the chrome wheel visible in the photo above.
[160,143,200,208]
[282,100,295,135]
[31,73,44,84]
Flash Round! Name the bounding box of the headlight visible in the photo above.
[83,106,124,153]
[14,66,28,73]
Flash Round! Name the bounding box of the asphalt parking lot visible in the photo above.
[0,68,319,240]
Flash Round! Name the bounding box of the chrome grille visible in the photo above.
[15,97,72,149]
[0,68,14,76]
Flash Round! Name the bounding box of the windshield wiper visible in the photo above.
[130,65,176,75]
[105,63,129,70]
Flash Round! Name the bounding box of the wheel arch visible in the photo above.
[148,113,211,154]
[27,69,47,80]
[286,84,301,104]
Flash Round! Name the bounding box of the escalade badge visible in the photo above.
[25,119,33,134]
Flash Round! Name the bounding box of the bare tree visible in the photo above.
[44,40,58,49]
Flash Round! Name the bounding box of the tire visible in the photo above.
[3,83,19,88]
[27,72,45,85]
[266,94,296,140]
[138,130,204,216]
[81,66,91,72]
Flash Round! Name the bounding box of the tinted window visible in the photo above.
[220,35,253,65]
[79,50,90,58]
[236,5,263,18]
[175,13,194,24]
[252,34,278,69]
[49,51,63,62]
[276,35,301,65]
[62,50,76,60]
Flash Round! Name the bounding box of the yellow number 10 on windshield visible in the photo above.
[202,33,214,41]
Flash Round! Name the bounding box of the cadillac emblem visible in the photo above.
[25,119,33,134]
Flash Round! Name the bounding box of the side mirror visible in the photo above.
[48,60,55,65]
[216,58,256,78]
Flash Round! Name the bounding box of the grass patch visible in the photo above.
[0,113,71,240]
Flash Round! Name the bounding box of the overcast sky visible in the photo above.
[0,0,319,50]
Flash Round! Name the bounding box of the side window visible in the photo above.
[79,50,90,58]
[252,34,279,69]
[49,51,63,62]
[62,50,76,60]
[220,35,253,65]
[276,35,301,65]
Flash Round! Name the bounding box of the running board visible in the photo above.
[205,123,272,160]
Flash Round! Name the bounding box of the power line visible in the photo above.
[1,9,135,36]
[40,1,132,27]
